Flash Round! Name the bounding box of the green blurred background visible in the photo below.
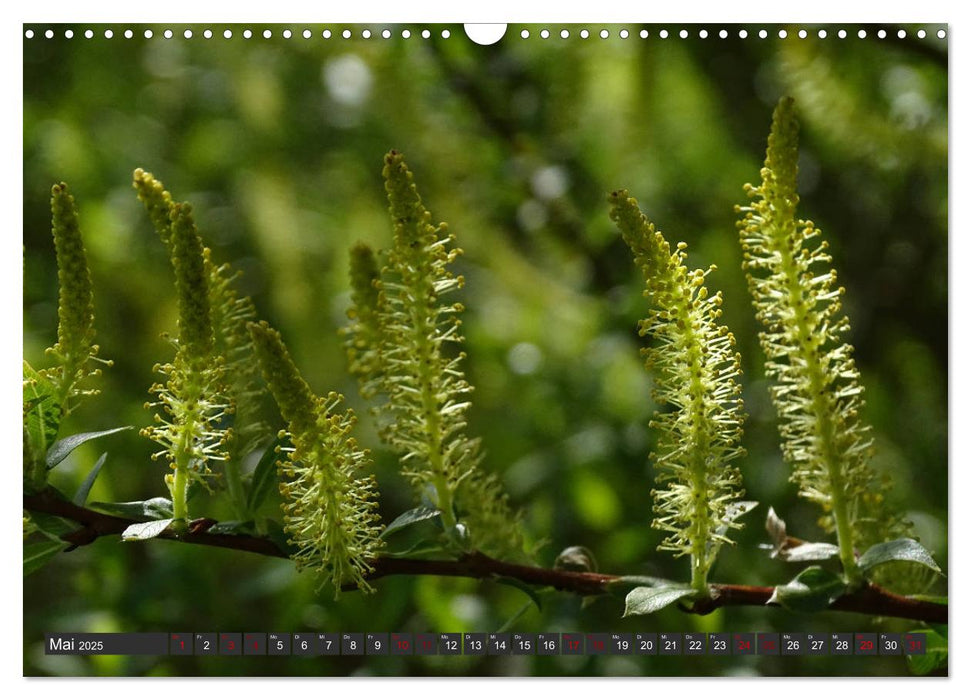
[23,23,947,676]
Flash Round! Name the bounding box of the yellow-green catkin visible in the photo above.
[205,248,266,459]
[45,183,109,413]
[610,190,747,596]
[343,151,524,559]
[133,168,176,247]
[170,204,213,358]
[737,97,912,587]
[142,202,230,523]
[134,168,265,518]
[343,243,385,399]
[249,321,383,595]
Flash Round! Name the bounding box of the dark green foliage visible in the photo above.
[23,26,946,677]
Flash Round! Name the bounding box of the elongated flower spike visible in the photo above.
[205,249,267,455]
[141,202,230,524]
[737,97,912,587]
[134,169,266,518]
[133,168,176,247]
[249,321,383,595]
[343,151,524,558]
[169,204,213,358]
[44,183,111,412]
[609,190,747,596]
[343,243,386,399]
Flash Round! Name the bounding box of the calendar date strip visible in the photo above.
[24,488,946,624]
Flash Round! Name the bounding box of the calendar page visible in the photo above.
[22,14,949,679]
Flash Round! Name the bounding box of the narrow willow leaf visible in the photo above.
[765,506,788,554]
[90,498,174,520]
[28,512,78,538]
[623,585,696,617]
[46,426,132,471]
[205,520,256,536]
[382,539,451,559]
[72,452,107,506]
[607,575,681,594]
[781,542,841,562]
[245,437,283,515]
[715,501,759,539]
[767,566,846,613]
[122,519,174,541]
[23,360,62,484]
[380,506,442,539]
[24,539,68,576]
[764,506,839,561]
[858,538,942,575]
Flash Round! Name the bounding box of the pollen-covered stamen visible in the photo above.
[609,189,747,596]
[341,151,524,561]
[738,97,914,588]
[250,322,383,596]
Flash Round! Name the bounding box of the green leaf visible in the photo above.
[605,575,681,596]
[205,520,256,536]
[906,628,947,675]
[380,506,442,539]
[768,566,846,613]
[73,452,107,506]
[765,506,788,553]
[27,511,78,538]
[623,585,696,617]
[383,539,451,559]
[46,426,132,471]
[763,506,839,561]
[554,545,598,572]
[858,538,942,575]
[121,519,174,541]
[246,438,282,514]
[23,361,62,470]
[715,500,759,538]
[24,539,68,576]
[780,541,841,562]
[494,576,544,612]
[89,497,174,520]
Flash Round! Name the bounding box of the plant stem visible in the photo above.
[24,487,947,624]
[171,463,188,524]
[412,299,457,536]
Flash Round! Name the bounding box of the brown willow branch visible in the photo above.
[24,488,946,624]
[24,488,287,559]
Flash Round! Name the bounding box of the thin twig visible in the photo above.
[24,488,947,624]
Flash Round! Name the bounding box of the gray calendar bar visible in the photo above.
[45,633,168,655]
[43,631,923,656]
